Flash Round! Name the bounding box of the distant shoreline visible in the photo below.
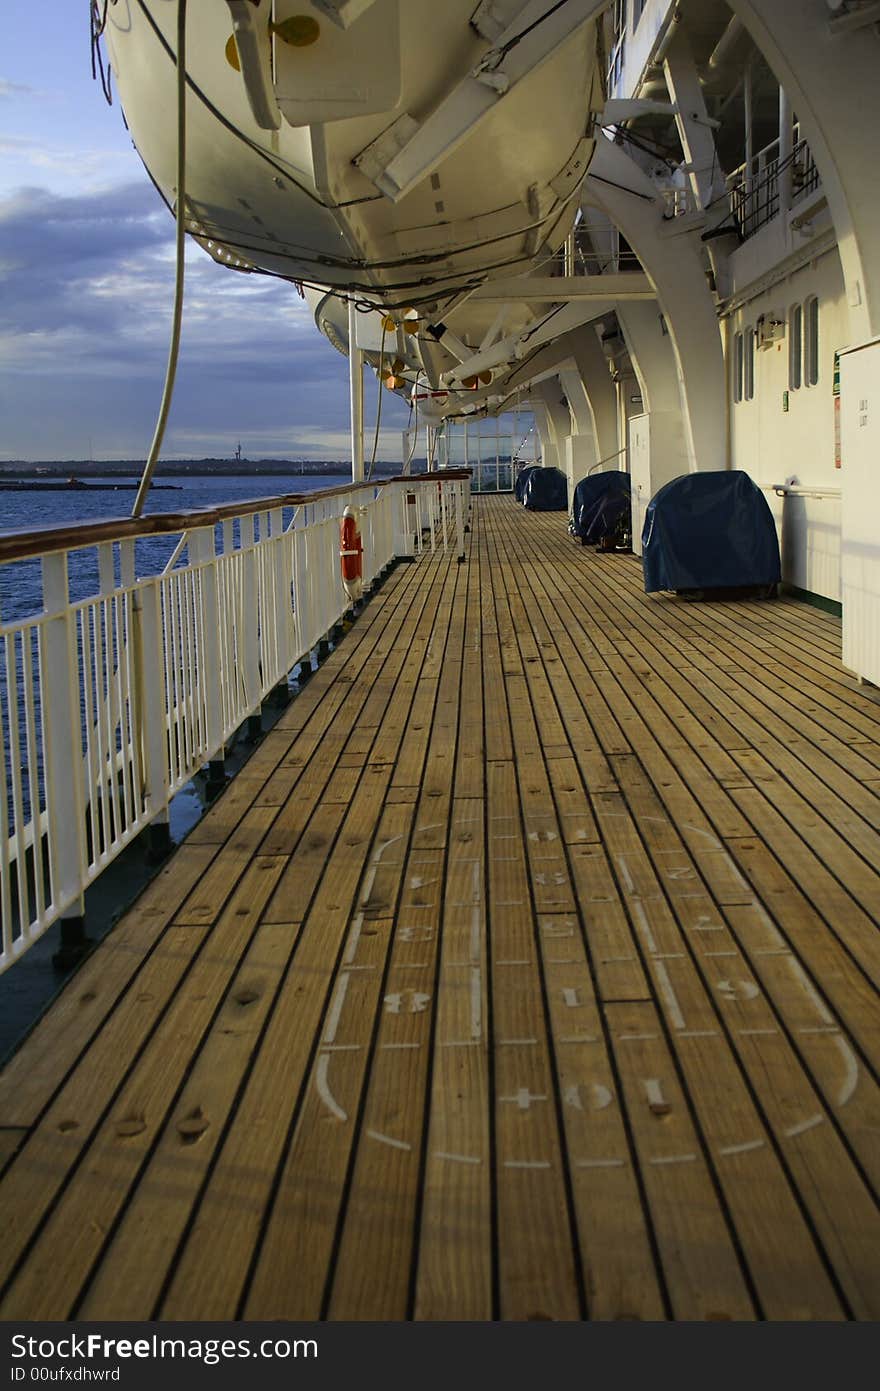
[0,460,416,479]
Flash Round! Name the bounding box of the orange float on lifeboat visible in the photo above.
[340,505,363,603]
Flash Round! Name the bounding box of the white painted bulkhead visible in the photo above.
[726,244,847,603]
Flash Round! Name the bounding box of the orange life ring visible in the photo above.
[340,507,363,596]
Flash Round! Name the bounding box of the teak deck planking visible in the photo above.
[1,494,879,1321]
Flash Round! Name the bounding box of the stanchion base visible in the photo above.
[205,759,228,801]
[144,820,173,867]
[52,916,94,972]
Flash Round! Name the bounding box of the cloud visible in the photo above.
[0,79,33,98]
[0,180,412,460]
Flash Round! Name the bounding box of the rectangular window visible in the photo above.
[744,327,755,400]
[632,0,647,27]
[733,331,744,403]
[804,294,819,385]
[789,303,802,389]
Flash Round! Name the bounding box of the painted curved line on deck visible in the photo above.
[784,1113,824,1138]
[575,1157,626,1169]
[323,971,351,1045]
[366,1128,412,1152]
[681,823,722,849]
[353,834,405,931]
[413,823,444,841]
[315,1054,347,1122]
[718,1139,765,1157]
[434,1151,482,1165]
[834,1035,859,1107]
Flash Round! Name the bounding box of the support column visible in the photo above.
[533,380,570,471]
[569,324,619,466]
[662,32,725,212]
[743,57,754,195]
[559,366,597,492]
[778,83,792,217]
[583,139,727,473]
[348,297,365,482]
[616,301,689,482]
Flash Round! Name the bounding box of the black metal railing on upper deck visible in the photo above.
[727,136,821,241]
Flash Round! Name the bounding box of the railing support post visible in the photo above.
[41,553,90,968]
[135,580,173,854]
[144,812,173,866]
[454,482,466,563]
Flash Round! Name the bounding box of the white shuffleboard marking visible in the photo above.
[654,960,686,1030]
[784,1114,824,1139]
[719,1139,765,1157]
[315,1055,347,1122]
[834,1035,859,1107]
[366,1129,412,1152]
[323,972,351,1045]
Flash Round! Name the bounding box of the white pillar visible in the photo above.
[663,32,724,212]
[569,324,619,466]
[584,139,727,473]
[348,297,364,482]
[778,84,792,216]
[744,58,754,191]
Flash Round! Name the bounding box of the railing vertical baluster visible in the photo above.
[21,628,45,926]
[164,572,180,786]
[80,608,99,868]
[0,672,13,957]
[269,509,289,687]
[291,510,306,675]
[189,525,224,762]
[4,632,29,934]
[239,514,261,713]
[135,579,172,830]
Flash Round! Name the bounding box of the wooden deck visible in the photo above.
[1,493,879,1321]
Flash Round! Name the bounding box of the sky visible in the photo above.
[0,3,411,462]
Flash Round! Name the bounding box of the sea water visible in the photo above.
[0,472,353,624]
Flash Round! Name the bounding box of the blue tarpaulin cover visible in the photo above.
[571,471,631,543]
[514,464,540,502]
[642,469,781,594]
[523,466,568,511]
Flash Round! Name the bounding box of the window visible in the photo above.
[789,303,802,390]
[632,0,647,27]
[733,331,744,403]
[804,295,819,385]
[744,327,755,400]
[608,0,627,87]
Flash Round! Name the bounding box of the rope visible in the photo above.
[132,0,187,518]
[366,322,388,482]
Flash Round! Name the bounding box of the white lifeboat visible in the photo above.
[103,0,603,320]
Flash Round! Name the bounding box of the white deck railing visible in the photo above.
[0,471,469,971]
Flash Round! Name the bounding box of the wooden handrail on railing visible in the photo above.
[0,470,473,564]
